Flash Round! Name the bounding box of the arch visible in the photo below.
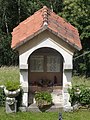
[28,47,64,105]
[20,38,70,65]
[28,47,64,63]
[19,38,73,107]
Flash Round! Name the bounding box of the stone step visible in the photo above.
[27,103,63,112]
[27,104,41,112]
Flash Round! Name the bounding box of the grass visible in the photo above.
[0,67,90,120]
[0,107,58,120]
[0,107,90,120]
[72,76,90,87]
[0,66,19,86]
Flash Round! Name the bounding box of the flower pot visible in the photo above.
[4,87,20,98]
[36,100,51,108]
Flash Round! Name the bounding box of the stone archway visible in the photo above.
[28,47,64,105]
[19,38,73,108]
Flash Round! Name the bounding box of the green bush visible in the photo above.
[0,87,5,106]
[80,88,90,105]
[35,91,52,108]
[68,85,80,105]
[69,85,90,106]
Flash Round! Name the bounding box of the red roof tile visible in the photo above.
[11,6,82,50]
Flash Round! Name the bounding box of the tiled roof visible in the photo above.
[11,6,82,50]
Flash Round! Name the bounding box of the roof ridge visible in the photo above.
[42,6,48,26]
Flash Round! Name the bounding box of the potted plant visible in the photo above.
[35,91,52,108]
[4,79,21,98]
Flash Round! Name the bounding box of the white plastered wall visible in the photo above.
[18,31,74,107]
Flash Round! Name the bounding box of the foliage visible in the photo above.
[69,85,90,106]
[0,67,20,91]
[4,79,20,91]
[0,87,5,106]
[61,0,90,40]
[60,0,90,77]
[68,85,80,105]
[0,0,63,67]
[72,76,90,87]
[35,91,52,108]
[80,88,90,105]
[0,34,19,66]
[70,76,90,106]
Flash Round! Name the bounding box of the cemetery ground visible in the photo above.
[0,67,90,120]
[0,107,90,120]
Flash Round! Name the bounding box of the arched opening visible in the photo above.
[28,47,64,105]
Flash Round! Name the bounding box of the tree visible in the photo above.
[0,0,63,66]
[0,0,19,66]
[0,33,18,66]
[60,0,90,77]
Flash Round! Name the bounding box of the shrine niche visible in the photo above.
[11,6,82,111]
[28,48,63,97]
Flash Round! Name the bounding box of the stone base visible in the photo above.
[6,98,17,113]
[19,106,27,112]
[63,106,73,112]
[27,103,63,112]
[19,104,73,112]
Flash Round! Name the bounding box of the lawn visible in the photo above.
[0,67,90,120]
[0,107,90,120]
[0,67,19,85]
